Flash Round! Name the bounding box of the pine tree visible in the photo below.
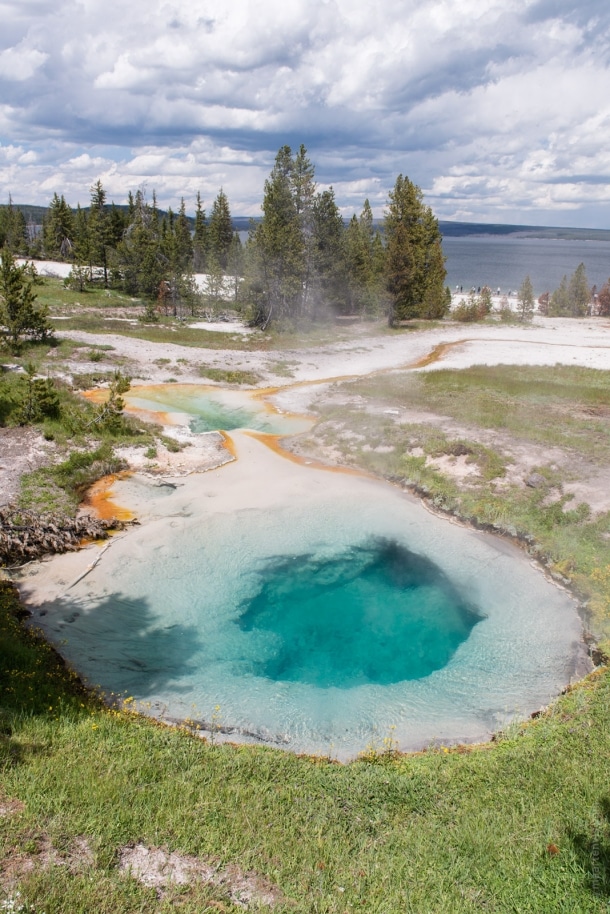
[568,262,590,316]
[203,254,225,312]
[165,199,199,318]
[208,189,233,269]
[345,200,386,316]
[87,371,131,433]
[517,275,535,321]
[291,145,317,312]
[310,187,348,316]
[0,198,28,255]
[88,180,112,285]
[17,363,60,424]
[72,204,89,261]
[597,279,610,316]
[0,247,51,351]
[292,145,316,217]
[384,175,447,325]
[0,205,9,250]
[174,198,194,270]
[44,193,74,259]
[109,203,128,249]
[548,264,590,317]
[246,146,304,327]
[226,233,244,302]
[549,275,570,315]
[359,199,375,261]
[193,192,208,271]
[114,190,165,299]
[151,190,160,229]
[65,205,90,291]
[419,236,449,319]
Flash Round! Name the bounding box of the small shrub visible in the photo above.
[17,365,61,424]
[445,441,473,457]
[64,264,89,292]
[62,447,127,490]
[198,365,261,385]
[161,436,183,453]
[70,371,115,390]
[499,297,518,323]
[452,290,492,323]
[140,300,160,323]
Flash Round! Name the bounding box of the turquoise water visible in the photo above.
[124,385,311,435]
[25,432,585,758]
[22,391,585,758]
[239,540,482,687]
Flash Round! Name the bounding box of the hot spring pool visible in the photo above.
[17,388,587,759]
[123,383,312,435]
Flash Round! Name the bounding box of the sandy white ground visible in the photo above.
[16,259,73,278]
[55,315,610,393]
[3,312,610,504]
[18,257,610,380]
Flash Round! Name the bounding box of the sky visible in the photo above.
[0,0,609,227]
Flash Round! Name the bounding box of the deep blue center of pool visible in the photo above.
[238,538,483,688]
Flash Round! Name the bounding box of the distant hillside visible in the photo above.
[5,204,609,242]
[5,203,49,224]
[438,221,610,241]
[228,217,610,241]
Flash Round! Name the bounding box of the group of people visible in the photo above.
[454,285,514,297]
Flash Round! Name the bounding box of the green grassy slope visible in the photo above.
[1,580,609,913]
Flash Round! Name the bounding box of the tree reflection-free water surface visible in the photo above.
[124,385,310,434]
[239,539,483,687]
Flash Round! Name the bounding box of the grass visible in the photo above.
[48,312,370,353]
[0,358,155,514]
[355,364,610,460]
[197,365,262,386]
[1,579,609,912]
[269,359,298,378]
[38,276,383,352]
[33,280,141,313]
[18,444,130,515]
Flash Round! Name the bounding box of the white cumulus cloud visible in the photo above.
[0,0,608,226]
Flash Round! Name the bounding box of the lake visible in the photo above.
[237,228,610,300]
[443,235,610,298]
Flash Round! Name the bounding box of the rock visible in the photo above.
[525,472,547,489]
[591,647,609,666]
[446,442,473,457]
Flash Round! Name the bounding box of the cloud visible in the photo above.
[0,40,47,81]
[0,0,608,226]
